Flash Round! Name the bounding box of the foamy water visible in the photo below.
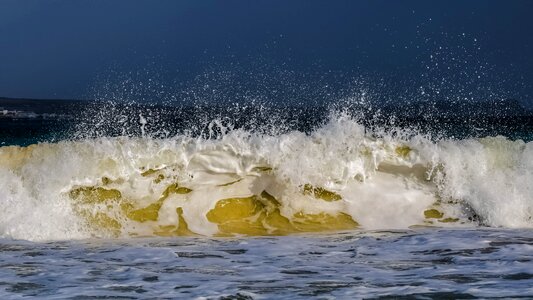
[1,116,532,241]
[1,229,533,299]
[1,110,533,298]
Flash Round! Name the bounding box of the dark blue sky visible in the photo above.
[1,0,532,106]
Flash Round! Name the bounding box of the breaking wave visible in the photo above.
[1,114,532,241]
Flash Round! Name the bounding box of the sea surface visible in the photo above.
[1,99,533,299]
[1,229,533,299]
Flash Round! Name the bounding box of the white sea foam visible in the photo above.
[1,116,532,241]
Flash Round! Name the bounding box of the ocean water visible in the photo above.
[1,229,533,299]
[1,101,533,298]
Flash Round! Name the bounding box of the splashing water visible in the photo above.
[1,112,532,241]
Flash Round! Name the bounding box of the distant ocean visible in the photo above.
[1,97,533,298]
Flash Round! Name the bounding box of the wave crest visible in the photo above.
[1,116,532,241]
